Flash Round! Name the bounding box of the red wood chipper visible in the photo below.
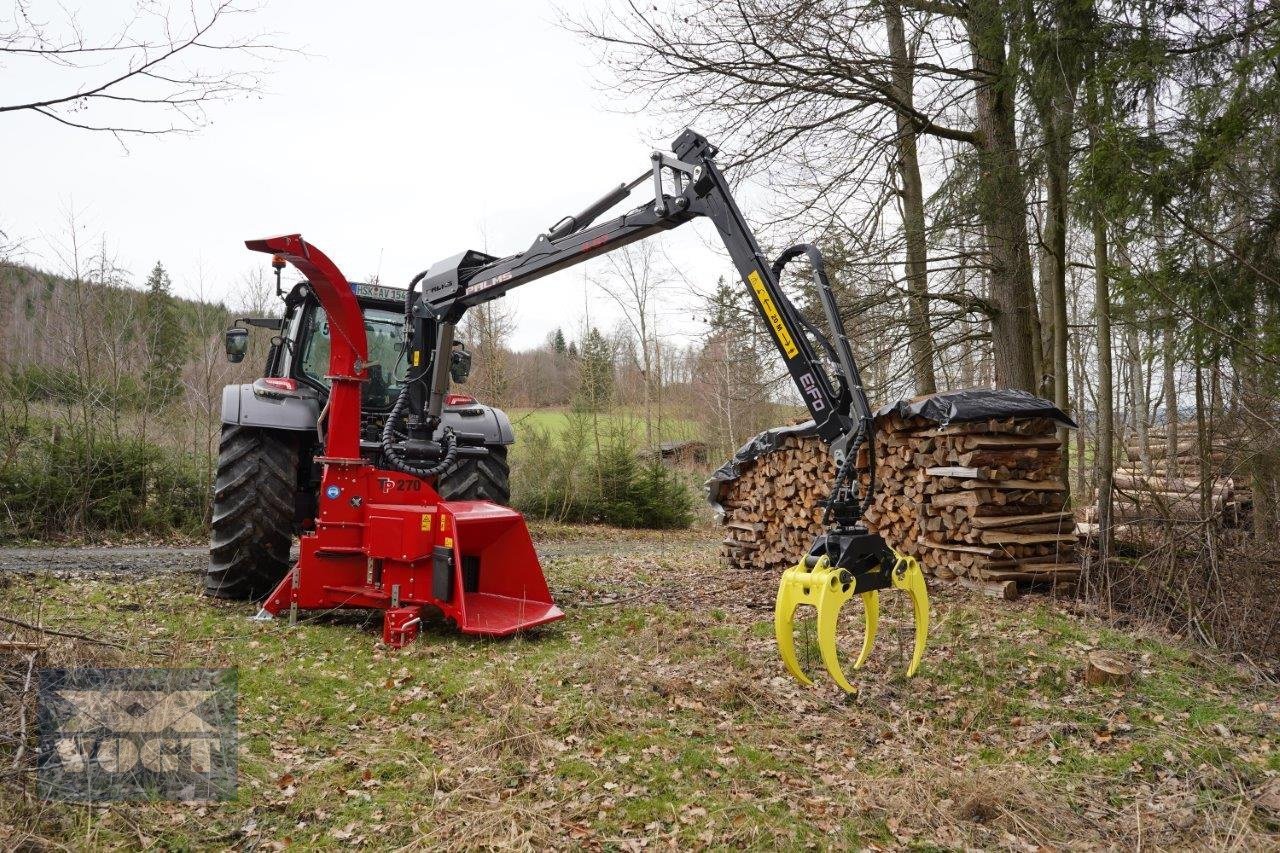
[245,235,562,646]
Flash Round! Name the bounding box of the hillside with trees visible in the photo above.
[0,261,255,538]
[0,252,797,539]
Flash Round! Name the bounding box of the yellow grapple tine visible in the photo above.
[852,590,879,670]
[774,564,814,686]
[815,568,857,693]
[891,553,930,677]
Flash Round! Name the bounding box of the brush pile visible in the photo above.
[708,390,1078,595]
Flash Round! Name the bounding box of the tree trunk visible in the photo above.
[1037,195,1055,383]
[1026,0,1087,435]
[1045,129,1073,493]
[1070,275,1089,499]
[1193,323,1216,576]
[1087,71,1115,559]
[1125,304,1152,476]
[966,0,1038,392]
[1162,323,1178,479]
[885,0,937,396]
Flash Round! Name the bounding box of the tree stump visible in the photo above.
[1084,650,1134,687]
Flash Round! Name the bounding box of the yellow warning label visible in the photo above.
[444,537,453,548]
[412,350,420,367]
[420,514,431,531]
[748,270,798,359]
[440,515,449,532]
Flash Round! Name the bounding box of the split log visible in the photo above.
[957,577,1020,601]
[969,512,1073,529]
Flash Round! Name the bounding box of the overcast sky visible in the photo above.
[2,0,744,351]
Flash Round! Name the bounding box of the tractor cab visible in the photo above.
[224,279,499,442]
[273,280,421,413]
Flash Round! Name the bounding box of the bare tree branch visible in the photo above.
[0,0,290,137]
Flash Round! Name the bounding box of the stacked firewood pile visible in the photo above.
[713,411,1077,595]
[1106,426,1252,531]
[856,413,1076,593]
[716,433,836,572]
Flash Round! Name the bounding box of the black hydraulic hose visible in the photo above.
[771,243,876,523]
[770,244,866,405]
[381,268,462,480]
[768,259,842,368]
[405,269,428,327]
[380,383,459,480]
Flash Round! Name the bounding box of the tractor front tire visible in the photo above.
[205,425,298,600]
[436,445,511,504]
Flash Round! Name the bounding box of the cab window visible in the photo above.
[299,307,408,408]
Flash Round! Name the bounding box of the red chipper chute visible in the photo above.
[245,235,561,646]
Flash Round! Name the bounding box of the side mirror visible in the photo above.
[225,327,249,363]
[450,347,472,384]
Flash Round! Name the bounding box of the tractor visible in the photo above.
[209,273,514,601]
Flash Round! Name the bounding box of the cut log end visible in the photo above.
[957,577,1020,601]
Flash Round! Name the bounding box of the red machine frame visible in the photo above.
[246,235,562,646]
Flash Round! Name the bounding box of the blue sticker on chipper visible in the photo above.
[325,485,341,499]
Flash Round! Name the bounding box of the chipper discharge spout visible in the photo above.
[245,234,561,645]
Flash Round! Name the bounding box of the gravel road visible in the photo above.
[0,546,209,575]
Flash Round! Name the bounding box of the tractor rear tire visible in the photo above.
[436,445,511,504]
[205,425,298,601]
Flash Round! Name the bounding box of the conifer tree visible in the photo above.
[143,262,184,405]
[573,326,614,412]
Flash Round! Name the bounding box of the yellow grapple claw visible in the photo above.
[852,590,879,670]
[890,551,930,677]
[814,566,857,692]
[776,544,929,691]
[774,561,817,686]
[775,556,863,693]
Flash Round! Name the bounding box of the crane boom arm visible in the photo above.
[413,128,871,464]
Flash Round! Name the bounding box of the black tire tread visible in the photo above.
[436,445,511,504]
[204,425,298,600]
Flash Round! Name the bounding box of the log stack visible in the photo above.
[1099,426,1252,535]
[857,413,1077,590]
[717,433,836,571]
[715,411,1078,592]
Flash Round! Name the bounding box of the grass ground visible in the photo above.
[2,526,1278,849]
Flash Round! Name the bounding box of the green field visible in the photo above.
[504,408,701,449]
[501,409,701,461]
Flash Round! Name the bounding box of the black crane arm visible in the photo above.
[409,129,874,474]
